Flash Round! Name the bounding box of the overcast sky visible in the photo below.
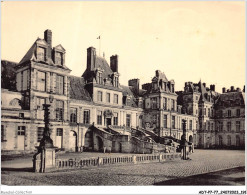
[1,1,245,92]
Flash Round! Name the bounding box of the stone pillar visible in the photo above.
[46,72,50,92]
[132,155,137,164]
[64,76,68,96]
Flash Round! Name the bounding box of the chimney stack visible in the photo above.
[129,79,140,93]
[203,83,206,88]
[243,85,245,92]
[230,86,234,92]
[44,29,52,47]
[87,47,96,71]
[110,55,118,72]
[236,88,241,92]
[222,87,226,93]
[44,29,52,59]
[210,84,215,91]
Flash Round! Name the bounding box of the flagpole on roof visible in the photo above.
[97,35,101,56]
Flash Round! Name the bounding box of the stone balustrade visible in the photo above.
[55,153,182,170]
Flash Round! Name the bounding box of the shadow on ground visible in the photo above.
[154,166,245,186]
[1,167,33,172]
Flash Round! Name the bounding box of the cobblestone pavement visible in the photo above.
[1,150,245,186]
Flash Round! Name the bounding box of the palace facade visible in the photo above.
[1,30,245,154]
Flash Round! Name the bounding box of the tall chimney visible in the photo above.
[44,30,52,47]
[110,55,118,72]
[210,84,215,91]
[87,47,96,71]
[230,86,234,92]
[44,29,52,59]
[222,87,226,93]
[243,85,245,92]
[203,83,206,88]
[129,79,140,93]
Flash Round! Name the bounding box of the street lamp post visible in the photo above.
[33,95,57,173]
[181,119,189,160]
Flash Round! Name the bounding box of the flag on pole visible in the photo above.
[97,36,101,39]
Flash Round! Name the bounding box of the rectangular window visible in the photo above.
[1,125,6,142]
[37,97,45,119]
[236,121,240,132]
[171,100,175,111]
[56,75,64,95]
[55,52,63,65]
[208,122,210,131]
[208,108,210,117]
[236,109,240,117]
[97,111,102,125]
[189,120,192,130]
[227,122,231,132]
[172,116,175,129]
[97,72,103,84]
[97,91,103,102]
[83,110,90,124]
[56,128,63,136]
[211,123,213,131]
[163,97,167,110]
[70,108,77,123]
[126,114,131,127]
[113,113,118,126]
[106,93,111,103]
[17,126,25,135]
[37,47,46,61]
[114,94,118,104]
[56,100,64,121]
[151,97,157,109]
[219,121,223,131]
[163,115,167,128]
[37,97,46,110]
[228,110,231,117]
[37,71,46,91]
[37,127,44,142]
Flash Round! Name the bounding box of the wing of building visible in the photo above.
[1,30,245,154]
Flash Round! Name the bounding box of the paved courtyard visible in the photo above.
[1,150,245,185]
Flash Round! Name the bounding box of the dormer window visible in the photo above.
[97,72,103,84]
[37,47,46,61]
[55,52,63,65]
[113,76,119,87]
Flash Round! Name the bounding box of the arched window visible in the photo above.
[227,135,231,146]
[219,135,223,146]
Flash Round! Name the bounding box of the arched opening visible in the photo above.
[189,135,193,143]
[96,136,104,152]
[236,135,240,147]
[218,135,223,146]
[69,130,77,152]
[227,135,231,146]
[84,130,93,151]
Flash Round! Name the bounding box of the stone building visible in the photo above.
[1,30,245,154]
[177,82,245,149]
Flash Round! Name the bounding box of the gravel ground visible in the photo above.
[1,149,245,186]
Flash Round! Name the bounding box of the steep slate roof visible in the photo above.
[214,92,245,108]
[69,76,92,101]
[121,85,138,107]
[19,41,37,65]
[18,37,70,70]
[95,56,113,77]
[1,60,17,91]
[82,56,113,80]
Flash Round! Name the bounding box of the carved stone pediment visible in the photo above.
[104,109,113,117]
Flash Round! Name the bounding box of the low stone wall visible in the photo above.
[55,153,182,170]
